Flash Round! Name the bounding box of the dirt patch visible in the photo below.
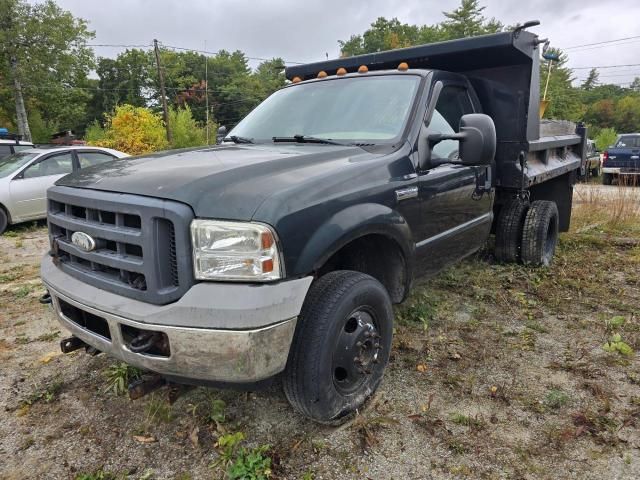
[0,201,639,479]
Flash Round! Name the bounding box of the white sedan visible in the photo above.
[0,146,129,234]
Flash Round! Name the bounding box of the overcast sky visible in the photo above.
[48,0,640,86]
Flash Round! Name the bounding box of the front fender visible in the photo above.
[292,203,415,277]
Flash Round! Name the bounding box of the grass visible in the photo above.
[103,362,142,396]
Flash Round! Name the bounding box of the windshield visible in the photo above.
[229,75,421,143]
[615,135,640,148]
[0,152,38,178]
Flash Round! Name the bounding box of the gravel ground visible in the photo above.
[1,194,639,480]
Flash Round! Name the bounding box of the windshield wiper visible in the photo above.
[272,134,347,146]
[223,135,254,144]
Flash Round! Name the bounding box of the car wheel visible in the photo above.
[602,173,613,185]
[591,166,600,178]
[283,270,393,424]
[521,200,559,267]
[495,200,529,263]
[0,208,8,235]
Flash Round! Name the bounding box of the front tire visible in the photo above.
[283,271,393,424]
[521,200,559,267]
[602,173,613,185]
[0,208,8,235]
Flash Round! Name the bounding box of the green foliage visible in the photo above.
[88,104,168,155]
[103,362,141,396]
[145,395,172,423]
[0,0,95,136]
[168,106,208,149]
[75,471,117,480]
[228,445,272,480]
[595,128,617,150]
[213,432,246,469]
[339,1,502,56]
[603,333,634,357]
[208,398,227,424]
[543,389,570,410]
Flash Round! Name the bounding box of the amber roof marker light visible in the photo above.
[358,65,369,73]
[317,70,328,78]
[398,62,409,71]
[292,76,302,83]
[336,67,347,76]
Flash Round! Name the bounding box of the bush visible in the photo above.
[168,106,209,149]
[87,104,168,155]
[595,127,617,151]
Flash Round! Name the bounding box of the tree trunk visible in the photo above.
[10,56,32,142]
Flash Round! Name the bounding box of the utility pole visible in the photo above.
[154,39,173,144]
[204,40,209,144]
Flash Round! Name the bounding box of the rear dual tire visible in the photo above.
[602,173,613,185]
[283,271,393,424]
[495,199,559,267]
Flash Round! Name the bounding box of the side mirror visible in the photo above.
[457,114,496,166]
[216,125,227,144]
[421,114,496,169]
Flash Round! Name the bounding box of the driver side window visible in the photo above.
[428,85,474,162]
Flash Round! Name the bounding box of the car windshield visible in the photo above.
[0,152,39,178]
[615,135,640,148]
[229,75,421,143]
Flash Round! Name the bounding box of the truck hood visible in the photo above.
[56,144,381,220]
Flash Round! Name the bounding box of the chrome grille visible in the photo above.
[47,186,194,305]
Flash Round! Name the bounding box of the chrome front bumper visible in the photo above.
[42,255,313,383]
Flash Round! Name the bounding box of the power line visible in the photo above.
[563,35,640,50]
[570,63,640,70]
[159,43,303,65]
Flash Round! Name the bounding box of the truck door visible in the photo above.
[414,82,493,276]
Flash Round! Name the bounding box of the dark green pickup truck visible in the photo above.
[42,23,586,423]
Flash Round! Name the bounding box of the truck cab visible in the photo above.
[41,24,586,423]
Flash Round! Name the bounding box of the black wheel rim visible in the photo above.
[332,308,382,395]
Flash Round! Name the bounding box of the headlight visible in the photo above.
[191,220,283,281]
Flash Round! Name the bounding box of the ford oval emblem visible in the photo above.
[71,231,96,252]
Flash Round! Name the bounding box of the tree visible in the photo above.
[613,96,640,132]
[441,0,502,38]
[581,68,599,90]
[87,104,168,155]
[595,128,617,151]
[86,49,152,124]
[539,48,583,121]
[0,0,94,141]
[168,106,208,149]
[339,1,503,57]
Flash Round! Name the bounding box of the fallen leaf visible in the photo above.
[133,435,157,444]
[39,352,61,364]
[448,351,461,361]
[189,426,199,448]
[16,404,30,417]
[416,364,427,373]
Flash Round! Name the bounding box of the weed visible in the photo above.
[603,334,634,357]
[14,285,33,298]
[449,412,485,430]
[212,432,246,469]
[605,315,626,331]
[544,389,570,410]
[103,362,142,396]
[448,440,467,455]
[145,395,172,424]
[35,331,60,342]
[301,471,315,480]
[14,239,24,248]
[208,398,226,424]
[525,321,549,334]
[228,444,272,480]
[15,335,30,345]
[75,471,117,480]
[23,379,64,407]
